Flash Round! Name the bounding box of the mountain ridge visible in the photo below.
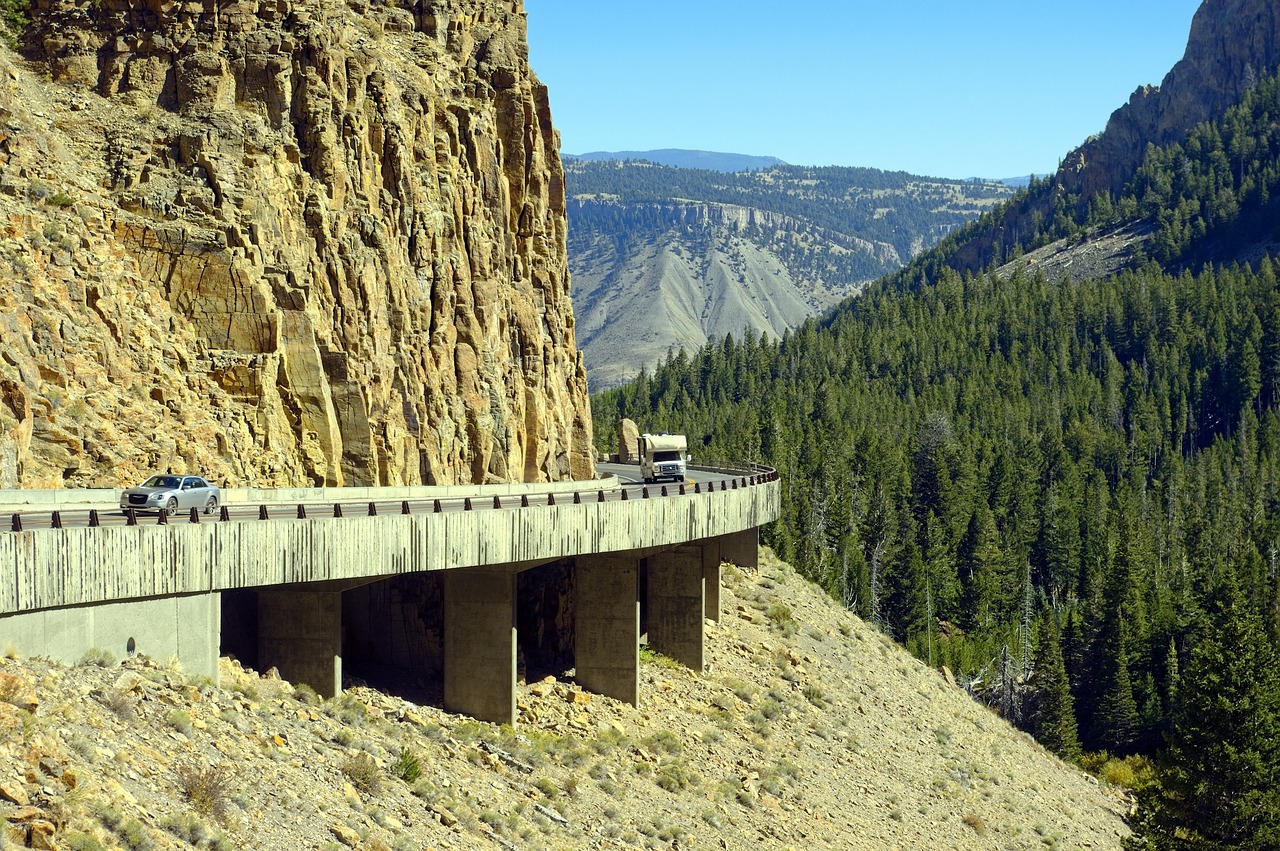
[567,149,787,172]
[568,161,1015,387]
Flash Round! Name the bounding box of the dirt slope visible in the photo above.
[0,549,1129,850]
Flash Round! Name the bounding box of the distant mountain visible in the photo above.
[567,149,787,173]
[566,160,1016,387]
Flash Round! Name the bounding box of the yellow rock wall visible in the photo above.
[0,0,592,488]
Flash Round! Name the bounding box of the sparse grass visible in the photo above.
[47,191,75,208]
[159,812,234,849]
[639,646,680,668]
[79,648,116,668]
[167,709,194,736]
[390,747,421,784]
[117,817,157,851]
[100,687,137,721]
[533,776,559,799]
[655,758,699,792]
[641,729,682,756]
[803,683,826,707]
[747,710,773,738]
[64,832,108,851]
[765,603,797,635]
[722,675,756,703]
[341,752,382,795]
[175,763,236,824]
[324,692,370,726]
[963,812,987,835]
[590,725,630,755]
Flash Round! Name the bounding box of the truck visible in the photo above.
[638,432,689,483]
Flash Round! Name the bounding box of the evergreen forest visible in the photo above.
[593,72,1280,845]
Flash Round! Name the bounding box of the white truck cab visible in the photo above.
[638,432,689,483]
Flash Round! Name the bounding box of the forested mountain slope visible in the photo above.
[595,1,1280,844]
[566,160,1014,387]
[909,0,1280,284]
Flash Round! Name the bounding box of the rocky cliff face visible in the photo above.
[950,0,1280,275]
[0,0,592,489]
[1061,0,1280,198]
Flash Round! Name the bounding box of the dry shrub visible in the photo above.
[175,763,236,824]
[341,751,383,795]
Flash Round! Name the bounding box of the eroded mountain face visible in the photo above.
[1060,0,1280,198]
[0,0,593,488]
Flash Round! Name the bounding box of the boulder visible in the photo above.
[618,418,640,464]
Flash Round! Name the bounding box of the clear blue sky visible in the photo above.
[525,1,1204,179]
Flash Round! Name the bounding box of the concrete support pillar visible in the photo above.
[721,527,759,570]
[575,555,640,705]
[647,546,705,672]
[701,539,722,623]
[443,568,517,726]
[258,589,342,699]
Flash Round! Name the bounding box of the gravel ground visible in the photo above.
[1,548,1130,850]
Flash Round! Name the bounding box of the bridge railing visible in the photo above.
[1,466,779,531]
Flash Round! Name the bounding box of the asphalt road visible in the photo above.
[3,465,722,531]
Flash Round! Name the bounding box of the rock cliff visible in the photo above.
[949,0,1280,275]
[0,0,593,489]
[1060,0,1280,199]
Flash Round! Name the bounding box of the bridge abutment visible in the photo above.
[574,554,640,705]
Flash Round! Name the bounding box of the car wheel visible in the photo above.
[204,495,219,515]
[165,497,178,515]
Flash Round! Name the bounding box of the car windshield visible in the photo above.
[142,476,181,489]
[654,451,682,462]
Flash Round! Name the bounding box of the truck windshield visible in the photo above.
[654,451,682,462]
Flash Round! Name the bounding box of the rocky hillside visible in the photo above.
[0,549,1130,850]
[0,0,592,490]
[570,202,862,389]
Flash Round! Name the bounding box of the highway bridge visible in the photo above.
[0,465,779,725]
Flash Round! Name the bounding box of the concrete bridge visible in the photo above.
[0,466,779,724]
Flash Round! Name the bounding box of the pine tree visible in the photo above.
[1087,617,1140,754]
[1029,615,1081,761]
[1126,575,1280,849]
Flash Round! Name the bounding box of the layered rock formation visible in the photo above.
[0,0,592,488]
[1060,0,1280,198]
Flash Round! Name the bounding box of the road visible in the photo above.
[4,465,730,531]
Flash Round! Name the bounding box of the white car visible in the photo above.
[120,475,221,515]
